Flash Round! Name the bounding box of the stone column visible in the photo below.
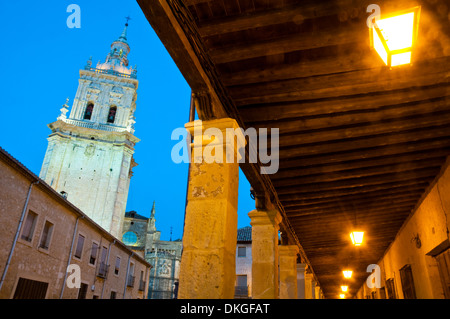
[279,245,299,299]
[304,273,314,299]
[315,285,321,299]
[248,209,282,299]
[178,118,245,299]
[312,279,316,299]
[297,263,307,299]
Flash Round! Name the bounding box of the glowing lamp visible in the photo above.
[339,294,346,299]
[370,6,421,67]
[350,231,364,246]
[341,285,348,292]
[343,270,353,279]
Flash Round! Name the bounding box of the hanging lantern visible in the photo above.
[370,6,421,67]
[341,285,349,292]
[339,294,346,299]
[350,231,364,246]
[343,270,353,279]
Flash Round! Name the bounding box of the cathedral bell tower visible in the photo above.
[40,20,139,238]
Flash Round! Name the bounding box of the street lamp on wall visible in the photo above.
[370,6,421,67]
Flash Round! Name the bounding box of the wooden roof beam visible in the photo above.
[196,0,365,37]
[274,149,450,180]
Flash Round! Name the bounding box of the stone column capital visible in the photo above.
[185,118,246,164]
[297,263,307,272]
[185,118,246,147]
[248,209,282,228]
[185,117,241,131]
[305,273,314,279]
[279,245,299,257]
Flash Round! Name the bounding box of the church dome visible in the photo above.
[97,62,111,70]
[113,64,131,75]
[87,19,136,78]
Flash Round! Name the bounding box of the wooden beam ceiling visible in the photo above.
[138,0,450,298]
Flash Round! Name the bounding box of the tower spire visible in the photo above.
[118,16,131,43]
[92,18,136,77]
[150,201,156,219]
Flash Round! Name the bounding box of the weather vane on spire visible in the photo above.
[125,16,131,26]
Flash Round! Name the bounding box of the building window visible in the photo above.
[90,242,99,265]
[435,247,450,298]
[21,210,38,242]
[74,234,85,259]
[385,278,396,299]
[97,246,109,278]
[83,102,94,120]
[379,286,387,299]
[235,275,248,297]
[115,257,121,275]
[110,291,117,299]
[13,278,48,299]
[237,246,246,257]
[127,262,135,287]
[39,220,54,250]
[236,274,247,287]
[399,264,416,299]
[107,106,117,123]
[77,283,88,299]
[139,270,146,291]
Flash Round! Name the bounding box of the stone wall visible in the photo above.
[0,148,151,299]
[357,161,450,299]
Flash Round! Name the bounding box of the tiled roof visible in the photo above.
[237,226,251,242]
[125,210,149,220]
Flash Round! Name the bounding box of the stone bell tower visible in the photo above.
[40,20,139,238]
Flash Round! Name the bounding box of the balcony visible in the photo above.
[138,280,146,292]
[127,275,135,288]
[63,118,128,133]
[97,262,109,279]
[84,66,137,79]
[234,286,249,299]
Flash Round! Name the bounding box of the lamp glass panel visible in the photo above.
[391,51,412,67]
[343,270,353,278]
[376,12,415,51]
[373,27,388,65]
[350,231,364,246]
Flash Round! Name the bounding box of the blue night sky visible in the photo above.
[0,1,253,241]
